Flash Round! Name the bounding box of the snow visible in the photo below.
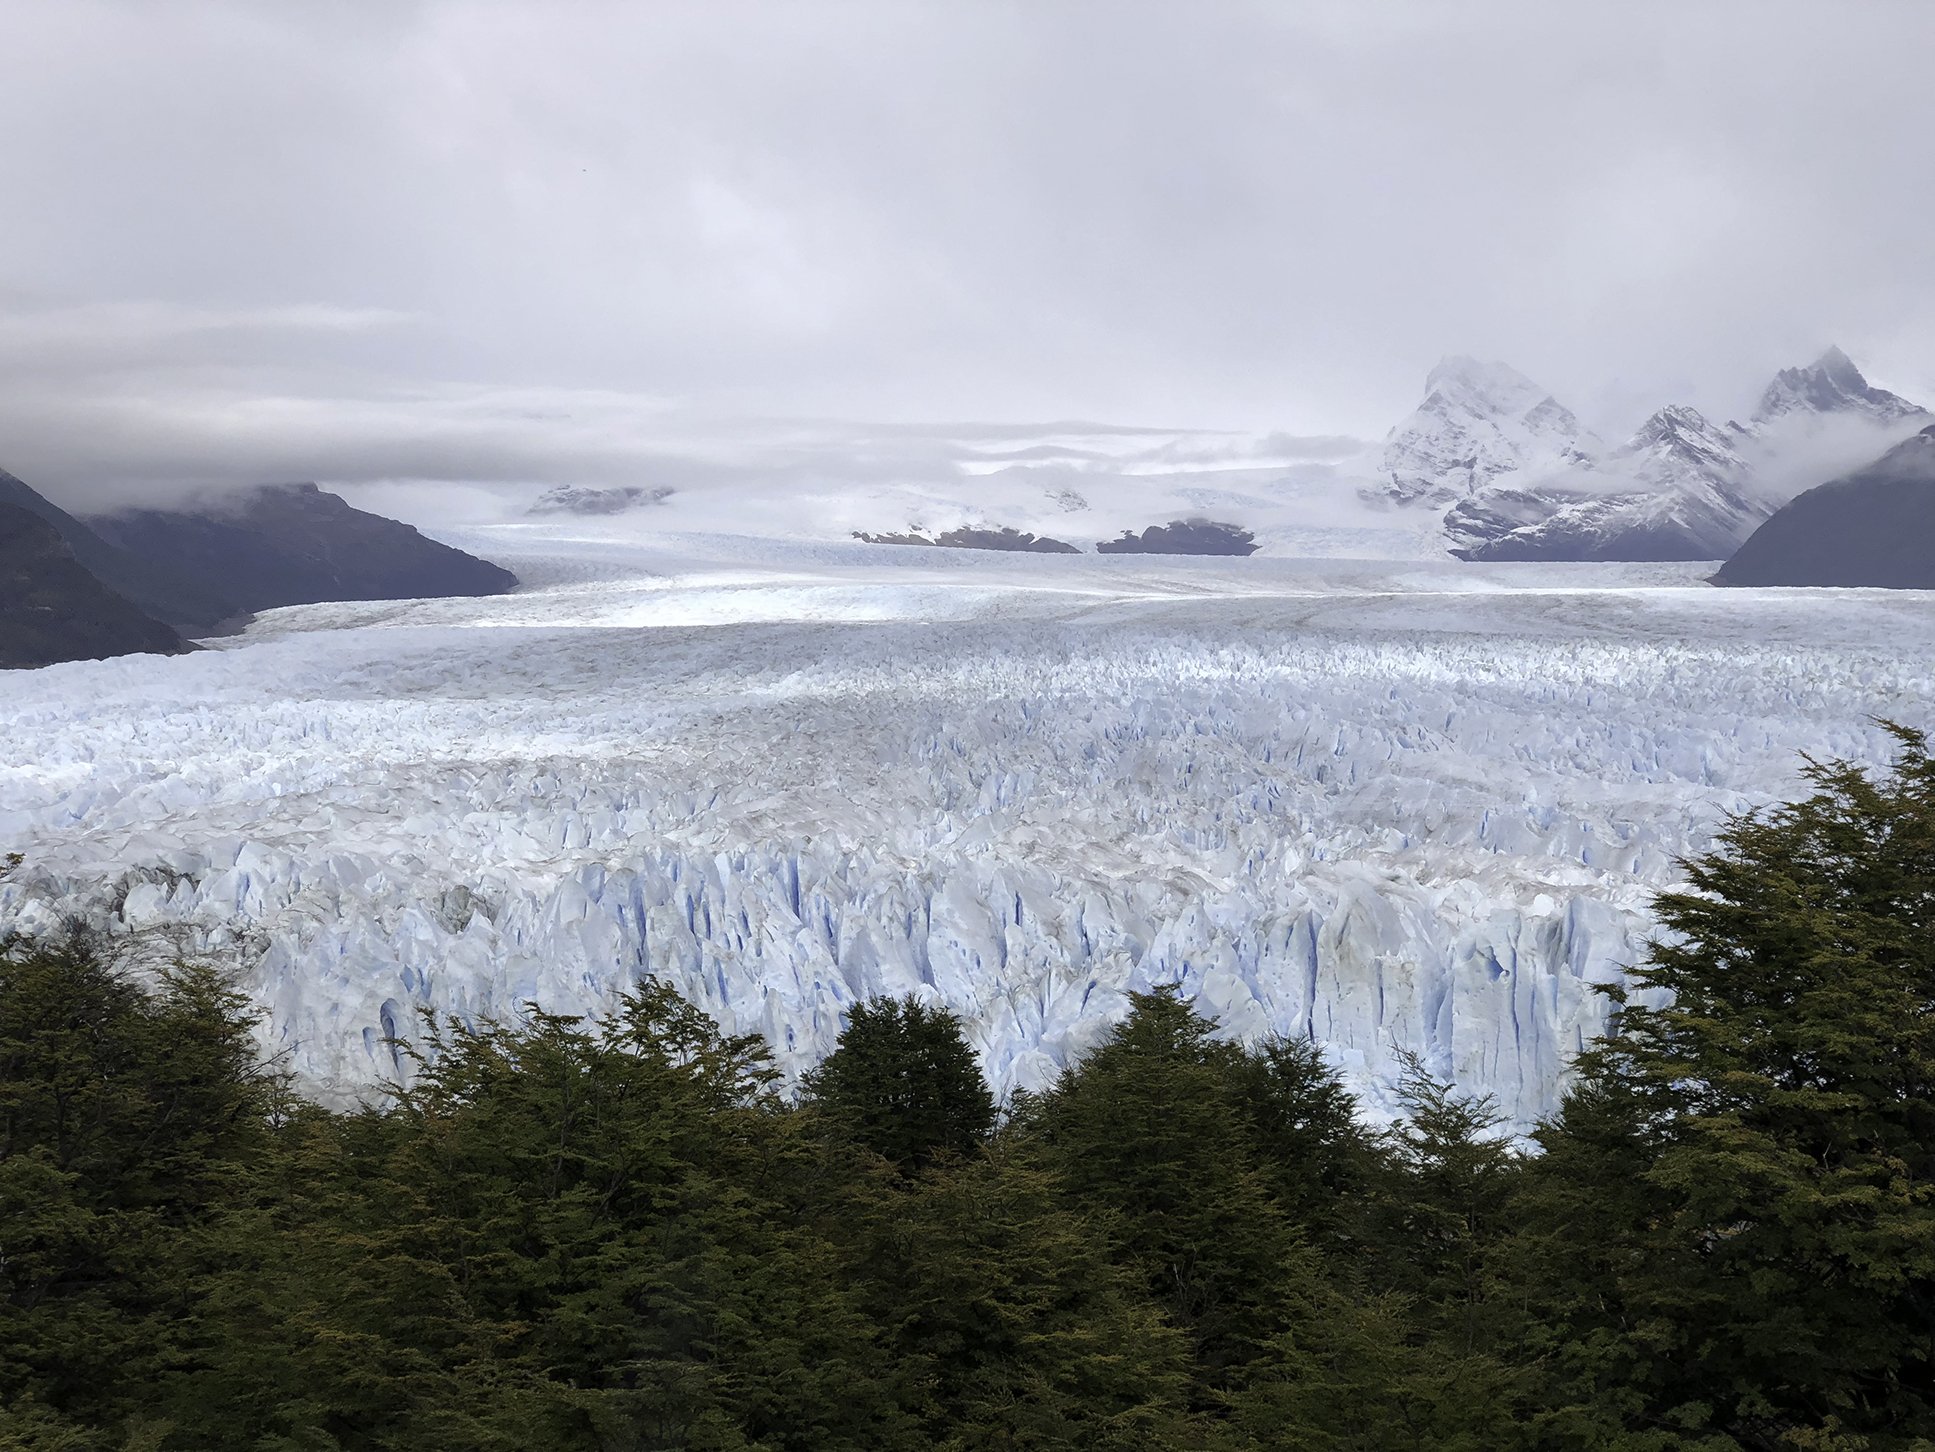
[1372,356,1599,508]
[3,521,1931,1127]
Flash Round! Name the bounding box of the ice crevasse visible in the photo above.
[2,557,1929,1129]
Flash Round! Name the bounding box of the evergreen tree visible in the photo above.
[1525,726,1935,1446]
[0,930,284,1449]
[1229,1053,1531,1451]
[259,982,910,1451]
[1363,1054,1522,1354]
[1232,1243,1532,1452]
[1023,988,1297,1393]
[1231,1034,1379,1243]
[1503,1072,1690,1450]
[839,1137,1211,1449]
[802,996,996,1173]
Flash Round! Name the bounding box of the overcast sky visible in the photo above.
[2,0,1932,503]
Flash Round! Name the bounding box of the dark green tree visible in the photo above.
[1230,1053,1530,1451]
[1232,1241,1533,1452]
[802,996,996,1173]
[839,1137,1212,1449]
[1022,987,1297,1393]
[0,929,284,1448]
[1231,1034,1380,1243]
[247,982,911,1451]
[1363,1054,1523,1353]
[1521,726,1935,1447]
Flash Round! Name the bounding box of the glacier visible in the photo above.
[2,526,1931,1127]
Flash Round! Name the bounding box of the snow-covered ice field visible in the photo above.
[3,523,1932,1124]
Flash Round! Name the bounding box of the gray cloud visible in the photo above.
[0,0,1931,506]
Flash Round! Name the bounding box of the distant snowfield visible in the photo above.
[3,521,1931,1125]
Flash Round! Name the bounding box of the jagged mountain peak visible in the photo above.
[1621,403,1740,462]
[1752,346,1928,426]
[1421,355,1548,416]
[1371,356,1594,508]
[1814,343,1859,378]
[1634,401,1711,434]
[1447,398,1764,564]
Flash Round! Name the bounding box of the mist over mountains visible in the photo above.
[6,342,1928,672]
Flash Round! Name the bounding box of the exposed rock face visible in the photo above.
[0,502,189,668]
[0,468,233,630]
[1427,350,1929,563]
[528,485,674,516]
[855,525,1079,553]
[1371,356,1599,508]
[88,483,518,614]
[1450,405,1765,562]
[1752,346,1930,427]
[1096,519,1259,555]
[1714,424,1935,589]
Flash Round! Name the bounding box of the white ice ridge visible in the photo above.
[3,528,1932,1126]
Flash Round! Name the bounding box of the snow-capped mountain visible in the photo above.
[1419,349,1929,562]
[1369,356,1599,508]
[1752,345,1930,427]
[1447,404,1766,562]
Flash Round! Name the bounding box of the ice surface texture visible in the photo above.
[2,531,1930,1126]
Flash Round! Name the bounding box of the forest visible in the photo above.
[3,731,1931,1451]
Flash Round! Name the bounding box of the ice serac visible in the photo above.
[2,543,1925,1131]
[1715,424,1935,589]
[1448,404,1767,562]
[1752,345,1931,428]
[1371,356,1598,508]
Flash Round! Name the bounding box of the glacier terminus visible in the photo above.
[2,527,1931,1128]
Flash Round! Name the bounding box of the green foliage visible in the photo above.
[1230,1035,1380,1244]
[4,730,1934,1449]
[802,996,995,1173]
[0,930,285,1449]
[1233,1244,1533,1452]
[838,1139,1208,1449]
[1362,1054,1522,1352]
[1520,725,1935,1447]
[1022,988,1301,1390]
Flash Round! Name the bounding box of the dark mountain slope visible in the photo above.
[0,468,234,630]
[87,483,518,613]
[1714,425,1935,589]
[0,502,190,668]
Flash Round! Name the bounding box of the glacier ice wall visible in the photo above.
[2,545,1930,1126]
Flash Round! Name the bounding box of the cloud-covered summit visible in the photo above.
[0,2,1930,508]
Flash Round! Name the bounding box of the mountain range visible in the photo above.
[0,471,517,668]
[1394,348,1930,563]
[0,501,192,668]
[5,346,1928,671]
[816,347,1929,566]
